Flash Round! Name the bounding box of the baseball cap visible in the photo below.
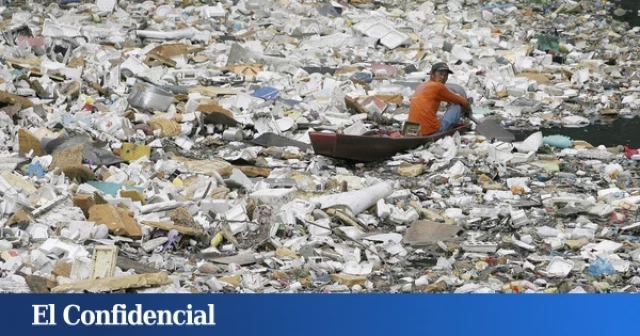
[430,62,454,74]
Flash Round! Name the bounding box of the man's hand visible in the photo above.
[463,97,473,117]
[462,105,472,117]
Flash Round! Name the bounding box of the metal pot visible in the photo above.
[127,81,174,112]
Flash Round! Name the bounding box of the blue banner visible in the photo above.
[1,294,634,335]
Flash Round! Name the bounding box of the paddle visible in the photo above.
[445,84,515,143]
[468,115,515,143]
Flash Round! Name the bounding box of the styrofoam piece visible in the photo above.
[461,241,498,253]
[204,4,226,18]
[42,18,81,37]
[513,131,543,153]
[588,203,615,217]
[0,240,12,251]
[513,239,536,252]
[136,28,197,40]
[380,31,410,49]
[310,182,394,216]
[250,188,297,208]
[69,256,93,281]
[545,257,574,278]
[142,237,169,253]
[510,209,530,227]
[201,199,231,214]
[561,115,590,128]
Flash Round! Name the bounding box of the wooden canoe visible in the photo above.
[309,123,471,162]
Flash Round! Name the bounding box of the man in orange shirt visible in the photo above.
[408,62,471,136]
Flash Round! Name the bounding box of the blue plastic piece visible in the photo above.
[587,258,615,277]
[350,72,373,83]
[543,134,573,149]
[86,181,144,198]
[27,162,44,179]
[252,87,279,100]
[537,173,552,182]
[618,235,639,242]
[472,107,493,116]
[62,114,76,126]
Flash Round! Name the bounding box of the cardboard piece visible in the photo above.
[402,220,463,246]
[89,204,142,238]
[119,143,151,161]
[173,157,233,177]
[18,128,43,156]
[50,144,84,171]
[0,90,34,108]
[149,118,181,137]
[24,274,54,293]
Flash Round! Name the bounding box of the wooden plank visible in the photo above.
[325,208,366,232]
[234,165,271,177]
[0,91,33,108]
[116,256,160,274]
[51,273,171,293]
[91,245,118,279]
[189,86,240,97]
[24,275,54,293]
[141,220,208,236]
[5,58,41,66]
[144,52,177,67]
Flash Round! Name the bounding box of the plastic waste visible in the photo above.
[624,146,640,160]
[252,86,279,100]
[350,72,373,83]
[0,0,638,296]
[604,164,624,177]
[587,258,616,277]
[27,162,45,178]
[543,135,573,149]
[576,150,612,160]
[537,33,559,53]
[310,182,394,215]
[561,116,590,128]
[514,132,542,153]
[0,240,12,251]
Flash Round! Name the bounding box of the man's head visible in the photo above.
[429,62,453,84]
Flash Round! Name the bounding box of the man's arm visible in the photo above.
[435,83,469,108]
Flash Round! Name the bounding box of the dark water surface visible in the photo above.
[510,1,640,147]
[512,117,640,148]
[610,0,640,26]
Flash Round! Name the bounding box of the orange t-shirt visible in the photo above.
[408,81,469,135]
